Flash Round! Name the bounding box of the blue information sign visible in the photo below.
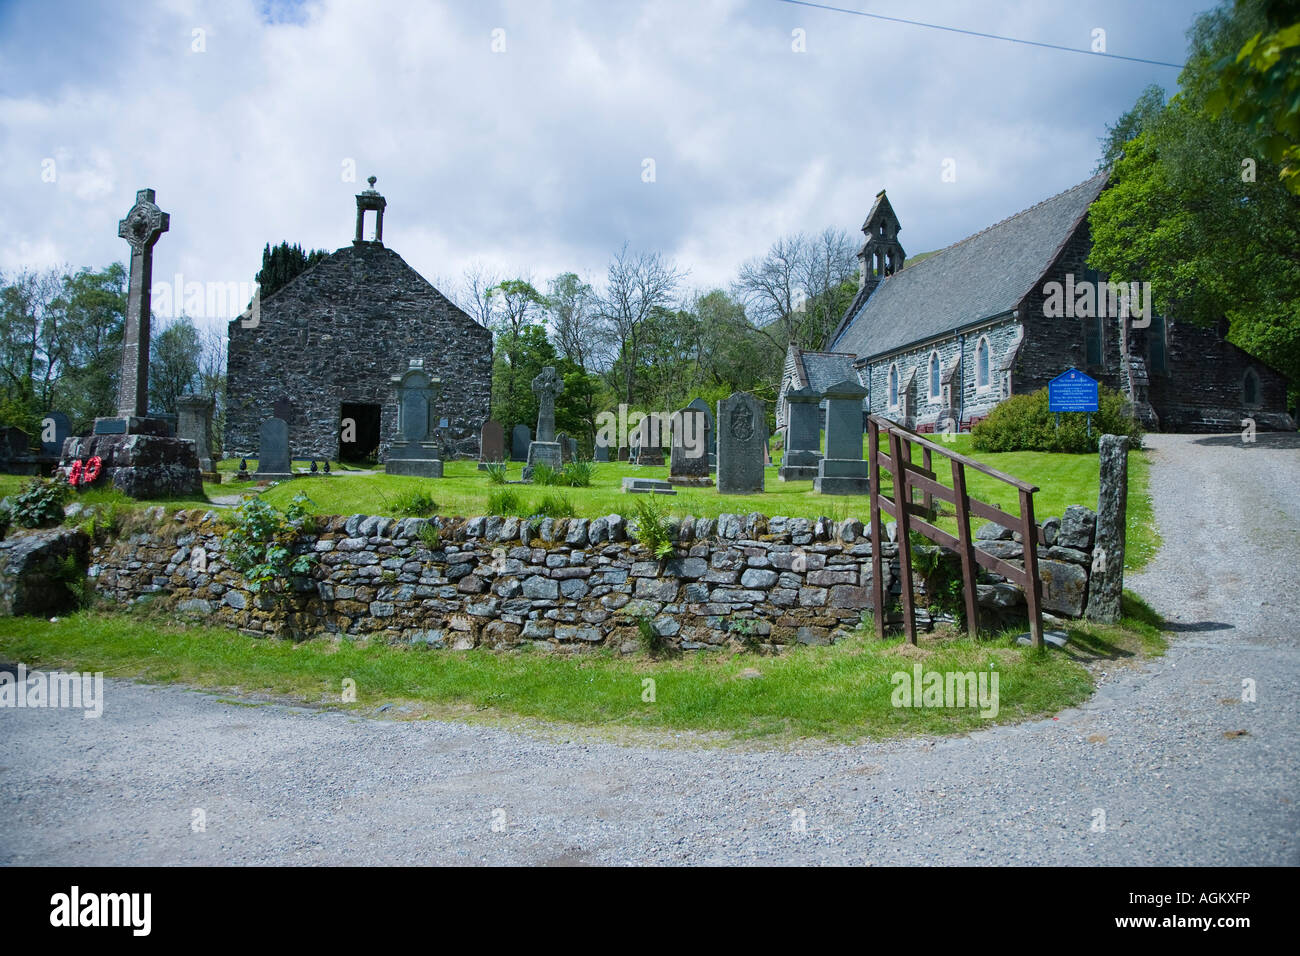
[1048,368,1099,413]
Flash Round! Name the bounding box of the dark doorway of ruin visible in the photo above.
[339,402,381,463]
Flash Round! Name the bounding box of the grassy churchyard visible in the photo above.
[0,435,1165,743]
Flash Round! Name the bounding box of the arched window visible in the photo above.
[1243,368,1260,406]
[975,336,991,389]
[888,364,899,408]
[928,352,941,401]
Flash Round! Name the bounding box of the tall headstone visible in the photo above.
[253,417,293,479]
[40,411,71,459]
[716,392,766,494]
[63,188,201,498]
[668,406,710,485]
[176,394,216,474]
[687,397,716,468]
[779,386,822,481]
[114,189,170,423]
[478,420,505,470]
[594,441,610,462]
[813,379,870,495]
[631,414,666,466]
[511,424,531,461]
[385,358,443,477]
[524,366,564,478]
[1085,435,1129,623]
[556,431,575,464]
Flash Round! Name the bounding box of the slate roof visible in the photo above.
[827,171,1109,361]
[791,349,858,394]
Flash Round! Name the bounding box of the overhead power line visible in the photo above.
[774,0,1187,69]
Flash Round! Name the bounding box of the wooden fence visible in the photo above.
[865,415,1046,647]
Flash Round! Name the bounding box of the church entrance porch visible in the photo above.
[338,402,381,463]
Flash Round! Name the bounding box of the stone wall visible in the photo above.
[79,503,1108,649]
[225,242,493,463]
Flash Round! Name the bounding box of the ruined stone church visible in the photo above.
[783,172,1294,433]
[225,178,493,462]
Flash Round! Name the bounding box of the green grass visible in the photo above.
[0,595,1164,743]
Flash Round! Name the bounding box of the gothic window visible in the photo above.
[928,352,941,401]
[888,364,899,408]
[1149,313,1168,374]
[1243,368,1260,406]
[975,336,991,389]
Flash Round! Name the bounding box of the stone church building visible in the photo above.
[796,172,1294,433]
[226,179,492,462]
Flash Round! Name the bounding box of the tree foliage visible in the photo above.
[255,242,329,299]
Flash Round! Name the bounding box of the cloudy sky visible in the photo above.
[2,0,1205,329]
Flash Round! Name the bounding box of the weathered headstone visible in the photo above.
[813,379,869,495]
[524,366,564,478]
[40,411,71,459]
[1084,435,1129,623]
[477,420,505,470]
[511,424,531,461]
[716,392,766,494]
[176,394,216,474]
[668,406,710,485]
[567,436,579,462]
[631,414,666,466]
[556,431,575,464]
[385,358,443,477]
[253,417,293,479]
[687,397,716,468]
[594,441,610,462]
[779,385,822,481]
[622,477,676,495]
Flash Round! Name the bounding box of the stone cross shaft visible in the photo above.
[531,366,564,443]
[116,189,170,418]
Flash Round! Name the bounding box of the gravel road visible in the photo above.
[2,433,1296,866]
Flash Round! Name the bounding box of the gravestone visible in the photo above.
[66,188,201,498]
[779,386,823,481]
[556,431,574,465]
[511,424,531,461]
[523,366,564,479]
[385,358,443,477]
[622,477,676,495]
[716,392,766,494]
[668,406,710,485]
[1084,435,1129,623]
[594,441,610,462]
[477,420,505,470]
[687,397,716,468]
[631,415,666,466]
[813,379,870,495]
[176,394,216,475]
[253,417,293,479]
[567,436,579,462]
[40,411,71,459]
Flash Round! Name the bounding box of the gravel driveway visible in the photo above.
[2,433,1296,865]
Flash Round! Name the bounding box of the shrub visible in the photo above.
[971,386,1144,453]
[4,477,69,529]
[560,460,594,487]
[385,487,439,517]
[488,488,521,516]
[223,492,318,594]
[484,462,509,485]
[417,521,441,550]
[529,463,559,486]
[630,494,676,559]
[531,492,575,518]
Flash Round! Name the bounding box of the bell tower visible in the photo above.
[857,189,906,290]
[354,175,387,245]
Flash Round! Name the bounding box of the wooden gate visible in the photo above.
[866,415,1046,647]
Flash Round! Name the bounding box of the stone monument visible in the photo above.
[477,420,505,470]
[523,366,564,479]
[253,418,293,479]
[813,379,870,495]
[631,415,666,466]
[779,385,822,481]
[59,188,202,498]
[687,397,716,468]
[1084,435,1129,623]
[385,358,444,477]
[668,406,710,485]
[176,393,217,479]
[716,392,766,494]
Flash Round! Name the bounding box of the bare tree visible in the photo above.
[732,233,807,355]
[456,261,501,328]
[598,244,686,404]
[797,227,858,348]
[545,272,607,371]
